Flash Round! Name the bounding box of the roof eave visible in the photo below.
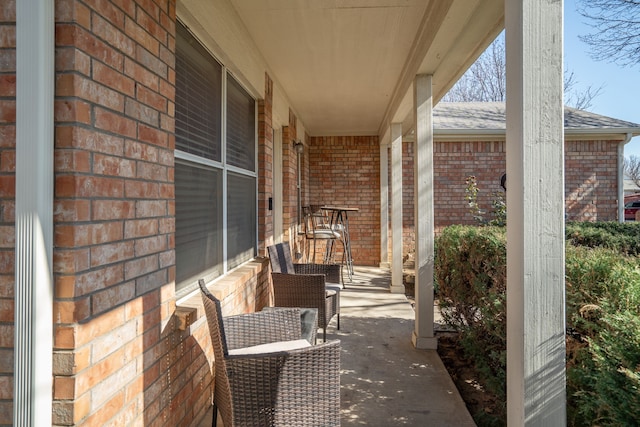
[431,128,640,142]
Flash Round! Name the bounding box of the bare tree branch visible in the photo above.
[624,155,640,188]
[442,32,602,109]
[577,0,640,67]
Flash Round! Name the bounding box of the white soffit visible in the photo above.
[230,0,504,136]
[230,0,426,136]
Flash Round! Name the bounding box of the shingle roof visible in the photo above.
[433,102,640,136]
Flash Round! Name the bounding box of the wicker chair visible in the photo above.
[268,242,341,341]
[198,279,341,427]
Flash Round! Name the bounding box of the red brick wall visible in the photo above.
[52,0,184,424]
[565,139,619,221]
[0,2,274,426]
[282,112,298,229]
[0,1,16,424]
[398,138,620,259]
[308,136,380,266]
[258,74,274,254]
[433,140,507,227]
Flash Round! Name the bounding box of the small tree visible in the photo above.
[465,176,485,223]
[465,176,506,226]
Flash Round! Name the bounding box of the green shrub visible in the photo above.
[566,245,640,426]
[435,223,640,426]
[570,310,640,426]
[435,225,507,405]
[566,221,640,256]
[564,245,640,425]
[565,246,633,337]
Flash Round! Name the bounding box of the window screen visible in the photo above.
[227,172,257,269]
[175,160,223,285]
[175,24,222,162]
[174,22,258,294]
[226,75,256,171]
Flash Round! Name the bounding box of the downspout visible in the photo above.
[15,0,54,425]
[618,133,633,222]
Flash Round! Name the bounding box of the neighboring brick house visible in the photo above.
[395,102,640,257]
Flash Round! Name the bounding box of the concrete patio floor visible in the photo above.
[198,266,475,426]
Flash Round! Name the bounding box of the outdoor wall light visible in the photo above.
[294,141,304,154]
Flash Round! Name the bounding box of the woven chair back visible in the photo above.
[267,242,295,273]
[198,279,234,425]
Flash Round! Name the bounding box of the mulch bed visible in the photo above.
[436,331,504,426]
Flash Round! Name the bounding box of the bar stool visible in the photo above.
[303,205,343,265]
[321,206,357,282]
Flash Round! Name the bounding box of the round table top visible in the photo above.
[321,206,359,212]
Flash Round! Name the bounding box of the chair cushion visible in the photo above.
[325,284,341,294]
[326,289,337,297]
[306,229,340,239]
[228,339,311,356]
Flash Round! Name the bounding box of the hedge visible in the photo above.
[435,223,640,426]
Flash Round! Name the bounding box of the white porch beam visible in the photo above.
[390,123,404,293]
[505,0,566,425]
[411,75,437,349]
[15,0,54,425]
[380,143,390,268]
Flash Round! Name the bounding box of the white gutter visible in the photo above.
[433,127,640,137]
[15,0,54,425]
[618,133,633,222]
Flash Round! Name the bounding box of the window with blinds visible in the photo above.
[175,22,257,295]
[227,172,257,270]
[175,161,223,285]
[226,76,256,171]
[175,23,222,161]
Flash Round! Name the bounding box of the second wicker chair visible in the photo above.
[268,242,342,341]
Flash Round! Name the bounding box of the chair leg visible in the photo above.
[212,404,218,427]
[323,327,326,342]
[337,313,340,330]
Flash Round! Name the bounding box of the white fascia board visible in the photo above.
[432,128,640,142]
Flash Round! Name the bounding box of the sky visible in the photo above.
[564,0,640,157]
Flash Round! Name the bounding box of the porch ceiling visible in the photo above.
[229,0,504,137]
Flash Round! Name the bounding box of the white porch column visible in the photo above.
[390,123,404,293]
[380,143,390,268]
[411,75,437,349]
[15,0,54,425]
[505,0,566,425]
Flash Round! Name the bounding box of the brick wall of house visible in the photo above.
[282,111,304,255]
[308,136,381,266]
[565,139,619,221]
[0,1,16,424]
[398,138,620,259]
[0,1,273,425]
[51,0,186,424]
[433,140,507,227]
[258,74,274,254]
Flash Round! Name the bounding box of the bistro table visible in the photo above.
[321,206,358,282]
